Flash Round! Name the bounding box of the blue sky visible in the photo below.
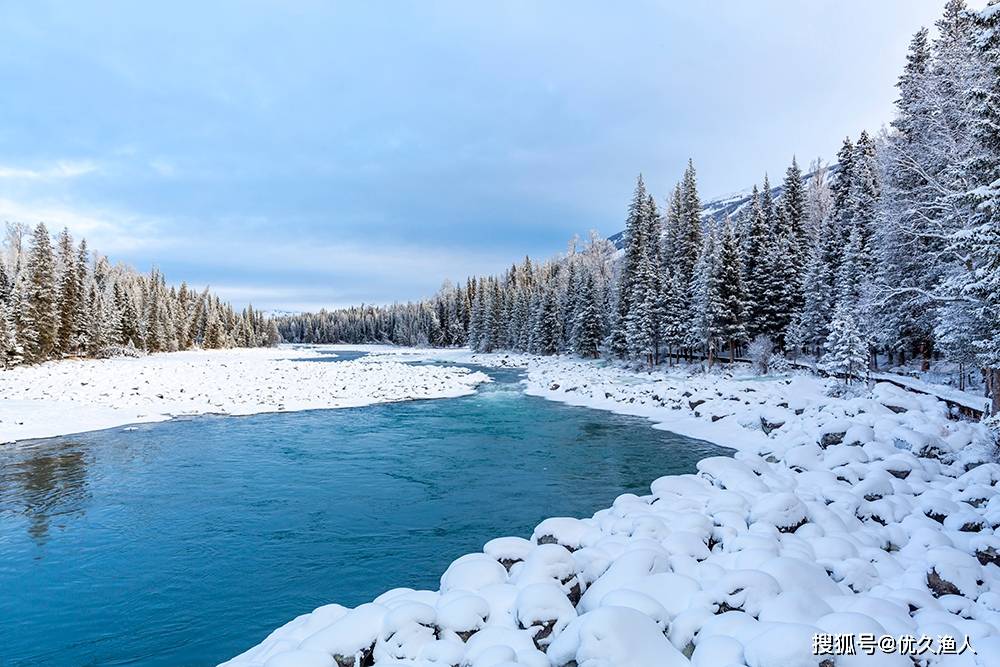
[0,0,966,311]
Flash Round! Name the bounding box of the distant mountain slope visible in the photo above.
[608,164,835,249]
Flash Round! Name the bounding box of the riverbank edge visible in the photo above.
[223,349,1000,666]
[0,345,490,444]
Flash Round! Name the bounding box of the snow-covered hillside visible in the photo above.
[608,164,838,249]
[224,352,999,667]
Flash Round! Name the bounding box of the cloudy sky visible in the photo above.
[0,0,965,311]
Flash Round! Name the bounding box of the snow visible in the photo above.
[221,351,999,666]
[870,372,991,414]
[0,345,490,443]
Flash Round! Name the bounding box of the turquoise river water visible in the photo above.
[0,357,730,666]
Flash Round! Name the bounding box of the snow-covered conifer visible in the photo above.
[572,273,603,358]
[823,307,868,383]
[716,216,748,361]
[22,223,58,362]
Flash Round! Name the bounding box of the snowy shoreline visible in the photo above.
[0,345,490,444]
[225,351,999,667]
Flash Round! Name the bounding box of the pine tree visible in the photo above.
[780,157,808,311]
[467,279,485,351]
[484,278,503,352]
[145,271,169,353]
[610,174,649,357]
[793,231,833,356]
[760,174,776,233]
[832,137,855,241]
[558,259,575,349]
[0,299,22,367]
[686,225,724,365]
[742,185,770,339]
[662,185,684,270]
[55,228,80,355]
[892,27,932,142]
[625,253,657,363]
[678,159,703,288]
[72,239,91,352]
[643,193,664,361]
[963,0,1000,412]
[836,227,865,313]
[716,216,748,361]
[760,233,798,345]
[823,307,868,383]
[572,272,603,358]
[536,287,561,355]
[658,269,685,363]
[116,282,142,348]
[850,131,880,271]
[0,261,11,305]
[22,223,59,362]
[203,297,228,349]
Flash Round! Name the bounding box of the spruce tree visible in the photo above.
[850,131,880,270]
[759,234,798,346]
[832,137,855,240]
[0,261,11,304]
[22,223,58,362]
[686,225,724,365]
[536,287,561,355]
[663,185,684,269]
[72,239,91,352]
[625,253,657,363]
[678,160,703,288]
[115,282,142,348]
[55,228,79,355]
[742,185,769,339]
[836,227,865,312]
[467,279,485,351]
[484,278,503,352]
[794,232,833,357]
[780,157,808,312]
[658,269,685,364]
[716,216,748,361]
[572,273,603,358]
[760,174,776,234]
[610,174,650,357]
[963,0,1000,412]
[823,307,868,383]
[0,300,22,367]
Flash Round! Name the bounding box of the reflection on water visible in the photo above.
[0,361,732,667]
[1,444,90,544]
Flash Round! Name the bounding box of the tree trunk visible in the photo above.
[991,368,1000,416]
[729,340,736,364]
[920,341,930,372]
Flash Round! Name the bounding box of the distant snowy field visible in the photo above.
[0,345,489,443]
[225,352,1000,667]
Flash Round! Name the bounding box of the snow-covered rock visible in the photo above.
[222,353,1000,667]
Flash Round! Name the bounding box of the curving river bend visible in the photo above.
[0,357,730,666]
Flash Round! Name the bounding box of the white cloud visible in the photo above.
[149,159,177,177]
[0,193,530,311]
[0,196,166,254]
[0,160,99,181]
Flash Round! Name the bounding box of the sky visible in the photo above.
[0,0,974,312]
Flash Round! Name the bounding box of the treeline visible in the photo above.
[278,0,1000,412]
[0,222,279,367]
